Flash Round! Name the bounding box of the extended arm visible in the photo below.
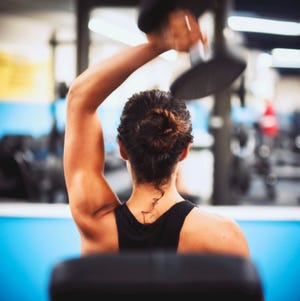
[63,10,204,234]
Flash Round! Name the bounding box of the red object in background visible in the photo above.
[260,101,278,137]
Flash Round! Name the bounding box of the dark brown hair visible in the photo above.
[117,89,193,189]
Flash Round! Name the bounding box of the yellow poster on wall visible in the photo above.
[0,49,54,102]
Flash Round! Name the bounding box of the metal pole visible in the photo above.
[211,0,235,205]
[76,0,91,75]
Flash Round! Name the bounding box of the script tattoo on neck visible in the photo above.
[141,190,164,224]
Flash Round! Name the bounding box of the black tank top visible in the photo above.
[114,200,195,252]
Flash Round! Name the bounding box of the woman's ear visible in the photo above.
[118,139,128,160]
[179,143,191,161]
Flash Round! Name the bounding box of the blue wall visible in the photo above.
[0,216,299,301]
[239,220,300,301]
[0,100,67,138]
[0,217,80,301]
[0,100,211,153]
[0,102,54,138]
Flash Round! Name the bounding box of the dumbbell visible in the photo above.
[137,0,246,100]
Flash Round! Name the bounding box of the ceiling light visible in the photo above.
[258,49,300,69]
[272,48,300,68]
[228,16,300,36]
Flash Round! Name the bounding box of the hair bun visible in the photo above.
[136,108,179,152]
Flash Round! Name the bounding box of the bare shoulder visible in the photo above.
[178,206,250,258]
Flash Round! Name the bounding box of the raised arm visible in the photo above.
[63,10,204,234]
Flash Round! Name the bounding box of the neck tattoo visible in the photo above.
[141,191,164,224]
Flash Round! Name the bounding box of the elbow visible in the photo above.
[66,79,100,113]
[65,87,80,117]
[65,80,89,113]
[66,81,80,106]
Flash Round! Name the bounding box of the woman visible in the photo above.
[64,9,250,257]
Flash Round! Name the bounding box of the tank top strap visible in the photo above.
[163,200,196,246]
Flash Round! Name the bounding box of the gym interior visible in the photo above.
[0,0,299,301]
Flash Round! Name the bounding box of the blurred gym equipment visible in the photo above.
[137,0,246,100]
[0,132,67,203]
[49,252,263,301]
[229,124,253,197]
